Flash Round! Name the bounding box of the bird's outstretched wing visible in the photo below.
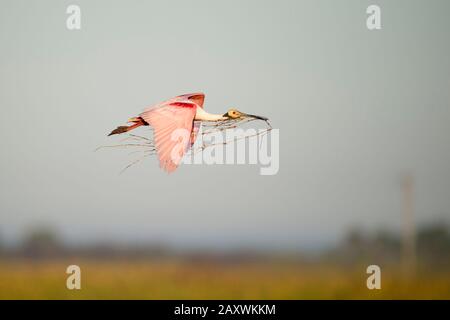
[140,102,197,173]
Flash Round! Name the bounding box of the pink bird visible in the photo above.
[107,93,269,173]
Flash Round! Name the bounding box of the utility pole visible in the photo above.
[401,174,417,275]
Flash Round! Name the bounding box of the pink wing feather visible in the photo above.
[139,93,204,173]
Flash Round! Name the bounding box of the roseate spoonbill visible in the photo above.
[105,93,270,173]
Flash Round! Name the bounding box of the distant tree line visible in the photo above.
[1,223,450,270]
[327,222,450,270]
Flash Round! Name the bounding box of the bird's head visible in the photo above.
[223,108,243,119]
[223,108,269,121]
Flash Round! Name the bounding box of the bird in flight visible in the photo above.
[105,93,270,173]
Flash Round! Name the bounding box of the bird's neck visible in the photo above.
[194,107,226,121]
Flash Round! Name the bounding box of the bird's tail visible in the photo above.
[108,117,147,136]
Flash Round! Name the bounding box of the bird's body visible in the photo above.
[107,92,269,173]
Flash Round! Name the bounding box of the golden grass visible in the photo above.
[0,259,449,299]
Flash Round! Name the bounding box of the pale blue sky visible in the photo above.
[1,0,449,249]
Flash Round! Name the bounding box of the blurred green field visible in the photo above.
[1,259,450,299]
